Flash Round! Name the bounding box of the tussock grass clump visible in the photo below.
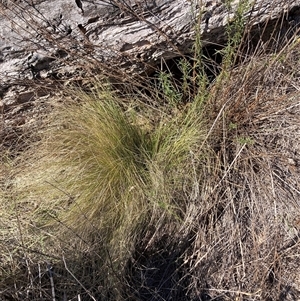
[8,82,205,298]
[46,90,151,241]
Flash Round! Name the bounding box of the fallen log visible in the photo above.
[0,0,299,88]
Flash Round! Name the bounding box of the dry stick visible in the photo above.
[272,171,300,196]
[208,288,261,297]
[257,101,300,121]
[191,232,229,269]
[62,256,97,301]
[226,182,246,279]
[44,180,108,242]
[47,262,56,301]
[211,143,247,195]
[11,241,61,260]
[199,99,230,151]
[12,197,34,296]
[38,263,42,299]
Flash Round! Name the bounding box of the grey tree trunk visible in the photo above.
[0,0,299,88]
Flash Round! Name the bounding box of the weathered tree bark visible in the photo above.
[0,0,300,89]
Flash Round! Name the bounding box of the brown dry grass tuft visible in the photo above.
[179,38,300,301]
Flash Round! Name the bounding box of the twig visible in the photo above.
[38,263,42,299]
[47,262,56,301]
[199,100,230,150]
[211,143,247,193]
[12,197,34,294]
[273,171,300,195]
[208,288,261,297]
[62,256,97,301]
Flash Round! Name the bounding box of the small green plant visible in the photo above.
[158,71,182,106]
[218,0,250,78]
[229,122,238,130]
[178,58,192,97]
[237,136,254,145]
